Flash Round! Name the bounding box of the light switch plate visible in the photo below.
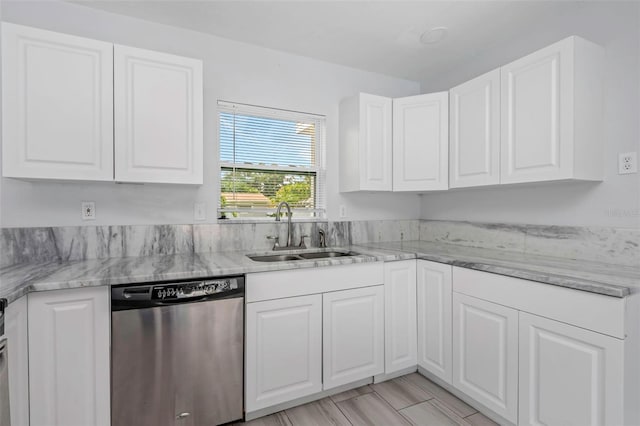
[81,201,96,220]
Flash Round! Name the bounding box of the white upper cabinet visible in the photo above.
[500,36,604,184]
[339,93,393,192]
[1,23,204,184]
[114,45,203,184]
[1,23,114,181]
[449,69,500,188]
[393,92,449,191]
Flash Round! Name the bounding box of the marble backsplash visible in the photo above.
[0,220,417,268]
[1,219,638,268]
[419,220,640,267]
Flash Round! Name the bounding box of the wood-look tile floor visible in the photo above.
[237,373,499,426]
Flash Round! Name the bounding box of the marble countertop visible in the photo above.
[1,241,638,304]
[0,246,413,304]
[358,241,639,298]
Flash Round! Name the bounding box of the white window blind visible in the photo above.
[218,101,326,219]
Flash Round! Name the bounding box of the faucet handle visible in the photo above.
[266,235,280,250]
[298,235,309,249]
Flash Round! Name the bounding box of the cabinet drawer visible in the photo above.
[246,262,384,303]
[453,267,626,338]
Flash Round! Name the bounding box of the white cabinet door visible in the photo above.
[384,260,417,374]
[28,287,110,426]
[450,69,500,188]
[323,286,384,390]
[1,23,114,181]
[500,36,603,184]
[453,292,518,423]
[519,312,623,426]
[114,45,203,184]
[339,93,392,192]
[416,260,452,384]
[360,94,393,191]
[5,296,29,426]
[246,295,322,412]
[393,92,448,191]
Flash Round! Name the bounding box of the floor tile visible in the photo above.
[403,373,477,418]
[285,397,351,426]
[371,376,434,410]
[330,385,374,403]
[399,400,467,426]
[239,411,292,426]
[337,392,411,425]
[465,412,499,426]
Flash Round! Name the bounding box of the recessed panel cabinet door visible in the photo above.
[245,295,322,412]
[1,23,114,180]
[500,38,573,183]
[449,68,500,188]
[28,287,110,426]
[6,296,29,426]
[323,286,384,390]
[519,312,624,426]
[393,92,448,191]
[384,260,417,374]
[453,292,518,423]
[417,260,452,384]
[114,45,203,184]
[360,94,393,191]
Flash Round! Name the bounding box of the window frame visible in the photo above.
[217,100,326,221]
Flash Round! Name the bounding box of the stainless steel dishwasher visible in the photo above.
[111,276,244,426]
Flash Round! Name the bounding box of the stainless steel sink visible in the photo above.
[298,251,358,259]
[248,250,359,262]
[249,254,304,262]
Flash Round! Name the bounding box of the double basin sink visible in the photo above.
[248,250,359,262]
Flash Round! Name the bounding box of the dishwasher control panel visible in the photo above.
[111,275,245,310]
[152,279,238,300]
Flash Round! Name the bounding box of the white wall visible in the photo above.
[0,0,422,227]
[420,2,640,228]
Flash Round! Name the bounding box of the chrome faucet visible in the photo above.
[318,229,327,248]
[275,201,294,248]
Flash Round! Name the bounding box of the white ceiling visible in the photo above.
[70,0,587,81]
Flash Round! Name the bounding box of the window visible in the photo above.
[218,101,326,219]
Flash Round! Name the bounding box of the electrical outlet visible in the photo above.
[81,201,96,220]
[619,152,638,174]
[194,202,206,221]
[339,205,347,218]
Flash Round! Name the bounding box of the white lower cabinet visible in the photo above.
[245,295,322,412]
[384,260,417,374]
[6,296,29,426]
[518,312,624,426]
[452,292,518,423]
[323,286,384,390]
[28,286,110,426]
[416,260,452,383]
